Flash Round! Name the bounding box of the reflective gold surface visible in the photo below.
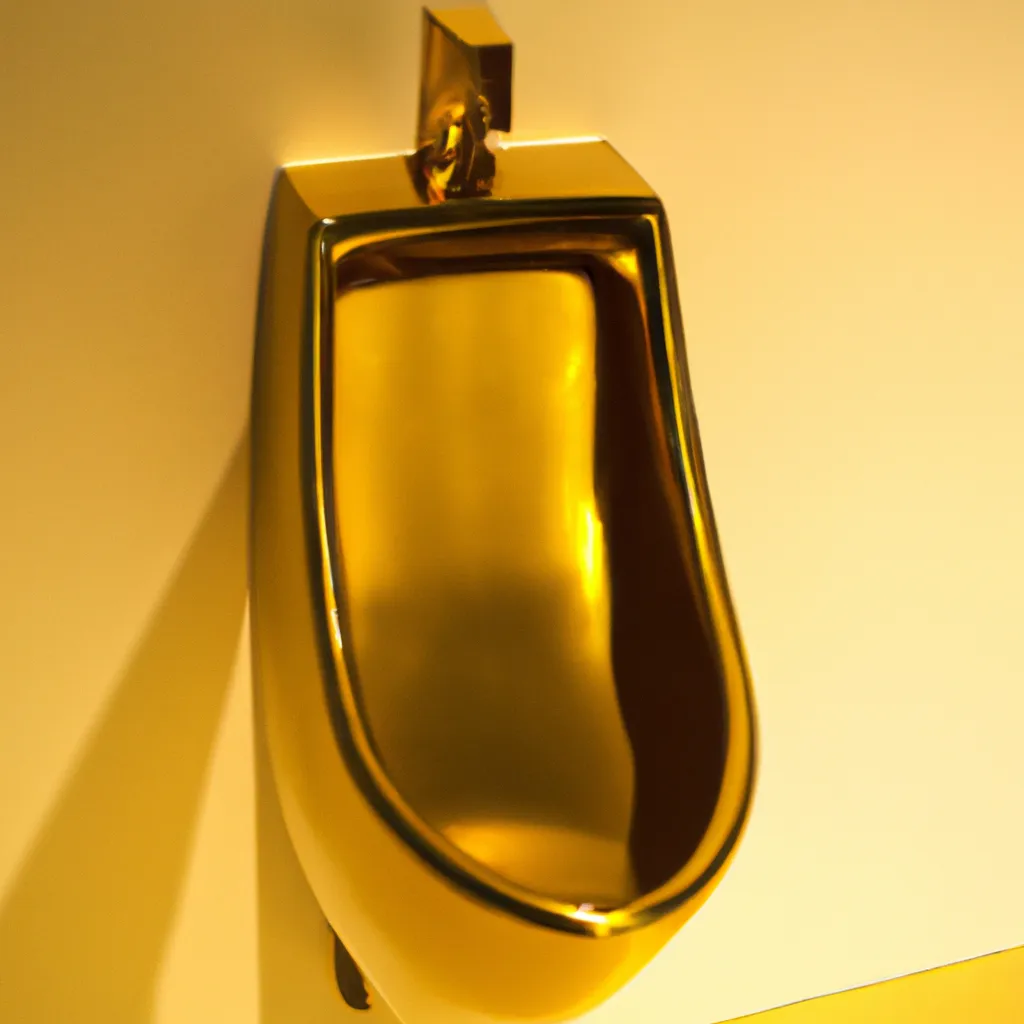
[334,271,637,906]
[333,261,735,914]
[413,7,513,202]
[251,139,756,1022]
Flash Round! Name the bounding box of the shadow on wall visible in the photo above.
[0,419,398,1023]
[0,436,249,1023]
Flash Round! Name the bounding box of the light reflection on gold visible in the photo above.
[578,501,605,604]
[564,346,584,386]
[606,248,641,282]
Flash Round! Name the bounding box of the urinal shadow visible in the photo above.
[0,435,249,1022]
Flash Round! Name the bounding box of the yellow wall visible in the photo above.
[1,1,1022,1021]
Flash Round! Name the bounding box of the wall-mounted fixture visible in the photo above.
[250,7,756,1021]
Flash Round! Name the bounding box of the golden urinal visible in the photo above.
[250,7,757,1022]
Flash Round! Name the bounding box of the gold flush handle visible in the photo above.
[412,6,513,204]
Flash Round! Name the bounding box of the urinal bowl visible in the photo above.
[250,139,756,1023]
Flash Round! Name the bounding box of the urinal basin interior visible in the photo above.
[328,262,728,911]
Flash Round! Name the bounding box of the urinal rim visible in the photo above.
[302,198,759,940]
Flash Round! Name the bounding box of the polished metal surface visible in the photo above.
[250,7,756,1022]
[252,139,756,1023]
[412,7,512,203]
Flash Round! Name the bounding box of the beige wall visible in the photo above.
[1,1,1022,1021]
